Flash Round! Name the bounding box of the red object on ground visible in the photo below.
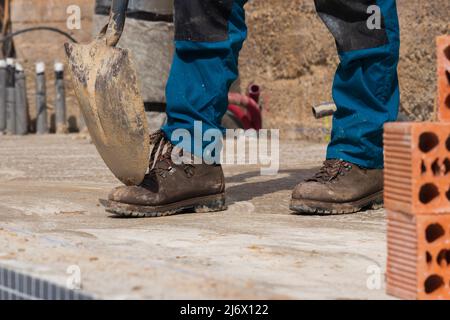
[247,83,261,104]
[227,92,262,130]
[437,36,450,122]
[227,104,251,129]
[386,210,450,300]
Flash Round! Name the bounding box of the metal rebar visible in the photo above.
[15,63,28,135]
[35,62,48,134]
[54,62,67,134]
[0,60,6,133]
[5,58,16,135]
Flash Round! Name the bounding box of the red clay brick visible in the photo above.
[437,36,450,122]
[386,211,450,300]
[384,122,450,215]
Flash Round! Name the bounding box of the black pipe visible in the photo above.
[0,27,78,44]
[106,0,130,47]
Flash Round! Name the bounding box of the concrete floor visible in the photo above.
[0,135,392,299]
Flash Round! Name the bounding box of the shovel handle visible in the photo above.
[105,0,129,47]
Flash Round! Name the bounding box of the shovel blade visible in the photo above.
[65,41,150,186]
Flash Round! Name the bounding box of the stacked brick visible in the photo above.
[437,36,450,122]
[384,36,450,300]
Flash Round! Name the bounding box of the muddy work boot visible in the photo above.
[101,131,226,218]
[290,159,383,215]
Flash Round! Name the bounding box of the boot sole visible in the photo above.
[289,190,384,215]
[99,193,227,218]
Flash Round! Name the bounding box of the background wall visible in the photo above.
[8,0,450,138]
[11,0,94,132]
[239,0,450,140]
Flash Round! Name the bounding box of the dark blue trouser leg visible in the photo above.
[315,0,400,169]
[162,0,247,155]
[164,0,399,167]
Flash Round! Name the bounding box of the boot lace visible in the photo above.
[147,130,195,178]
[307,159,353,183]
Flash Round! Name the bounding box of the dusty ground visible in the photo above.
[240,0,450,139]
[0,135,391,299]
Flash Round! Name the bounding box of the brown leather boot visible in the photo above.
[290,159,383,215]
[101,131,226,218]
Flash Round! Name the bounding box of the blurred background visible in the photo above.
[0,0,449,139]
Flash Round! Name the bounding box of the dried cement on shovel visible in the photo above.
[64,35,150,186]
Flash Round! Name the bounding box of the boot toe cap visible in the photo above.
[108,186,158,205]
[292,181,331,201]
[108,186,127,202]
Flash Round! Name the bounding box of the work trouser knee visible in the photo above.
[162,0,248,156]
[315,0,400,169]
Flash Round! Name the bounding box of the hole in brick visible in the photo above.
[446,70,450,85]
[426,223,445,243]
[446,95,450,110]
[419,132,439,153]
[424,275,445,294]
[447,135,450,151]
[437,249,450,267]
[432,159,441,176]
[444,158,450,175]
[421,160,427,174]
[445,45,450,61]
[447,186,450,201]
[419,183,440,204]
[426,251,433,264]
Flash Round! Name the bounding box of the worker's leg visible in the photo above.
[291,0,400,214]
[162,0,248,155]
[316,0,400,169]
[105,1,248,218]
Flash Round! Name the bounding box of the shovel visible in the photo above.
[64,0,150,186]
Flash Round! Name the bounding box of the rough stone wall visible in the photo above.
[9,0,450,138]
[239,0,450,140]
